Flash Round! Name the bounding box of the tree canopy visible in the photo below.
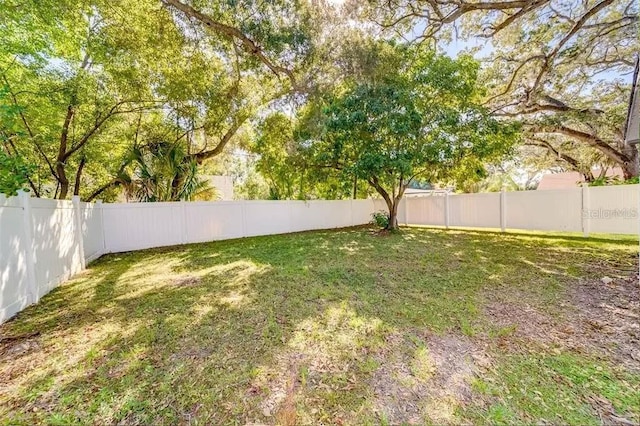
[0,0,636,201]
[360,0,639,180]
[300,41,517,229]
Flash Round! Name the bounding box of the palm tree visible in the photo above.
[124,141,214,202]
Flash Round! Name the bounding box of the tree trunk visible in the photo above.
[582,170,595,183]
[73,156,86,197]
[621,145,639,180]
[56,104,74,199]
[367,176,406,231]
[387,199,399,230]
[352,175,358,199]
[57,165,69,200]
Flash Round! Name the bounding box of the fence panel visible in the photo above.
[30,198,83,299]
[588,184,639,234]
[244,201,294,237]
[0,196,30,322]
[372,198,387,212]
[352,200,377,225]
[183,201,244,243]
[317,200,354,229]
[449,193,501,228]
[505,189,583,232]
[81,202,105,262]
[405,196,446,226]
[102,202,184,252]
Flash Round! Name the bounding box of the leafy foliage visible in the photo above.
[0,0,313,200]
[360,0,639,180]
[0,85,35,195]
[0,0,635,202]
[370,210,390,229]
[123,142,213,202]
[250,113,304,200]
[589,175,640,186]
[306,41,518,228]
[0,150,34,196]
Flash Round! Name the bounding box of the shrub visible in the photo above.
[590,175,639,186]
[371,210,389,229]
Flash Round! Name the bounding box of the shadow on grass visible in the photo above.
[1,226,638,424]
[406,225,639,246]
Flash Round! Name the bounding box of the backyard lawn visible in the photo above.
[1,227,639,425]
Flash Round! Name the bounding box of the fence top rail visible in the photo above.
[506,187,583,197]
[100,199,374,208]
[587,184,640,193]
[449,192,501,199]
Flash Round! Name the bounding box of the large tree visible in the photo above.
[0,0,315,200]
[305,41,517,229]
[0,1,171,199]
[357,0,639,179]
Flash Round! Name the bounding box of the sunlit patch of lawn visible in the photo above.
[0,226,637,425]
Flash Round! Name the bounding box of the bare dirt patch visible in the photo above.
[371,331,486,425]
[484,275,640,372]
[171,275,202,287]
[0,332,41,360]
[253,353,305,420]
[570,276,640,372]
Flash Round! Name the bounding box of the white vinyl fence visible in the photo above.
[395,184,639,235]
[101,199,376,252]
[1,184,638,323]
[0,195,376,323]
[0,193,103,323]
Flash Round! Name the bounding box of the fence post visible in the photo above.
[350,199,355,227]
[19,190,38,304]
[72,196,86,270]
[500,188,507,233]
[581,184,590,237]
[402,197,408,226]
[444,192,450,229]
[240,200,247,237]
[180,200,187,244]
[96,200,107,254]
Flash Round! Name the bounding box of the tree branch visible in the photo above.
[162,0,298,88]
[528,124,629,165]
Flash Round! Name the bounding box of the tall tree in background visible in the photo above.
[1,1,169,199]
[0,0,314,200]
[249,113,304,200]
[358,0,639,179]
[306,42,517,229]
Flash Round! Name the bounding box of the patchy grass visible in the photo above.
[0,226,638,425]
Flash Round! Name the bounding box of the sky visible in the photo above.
[394,6,634,87]
[441,36,632,85]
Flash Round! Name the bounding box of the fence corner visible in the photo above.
[72,196,86,269]
[18,190,38,303]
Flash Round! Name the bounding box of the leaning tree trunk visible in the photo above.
[385,192,406,231]
[621,145,639,180]
[387,199,399,231]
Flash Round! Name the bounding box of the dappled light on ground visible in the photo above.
[0,227,638,425]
